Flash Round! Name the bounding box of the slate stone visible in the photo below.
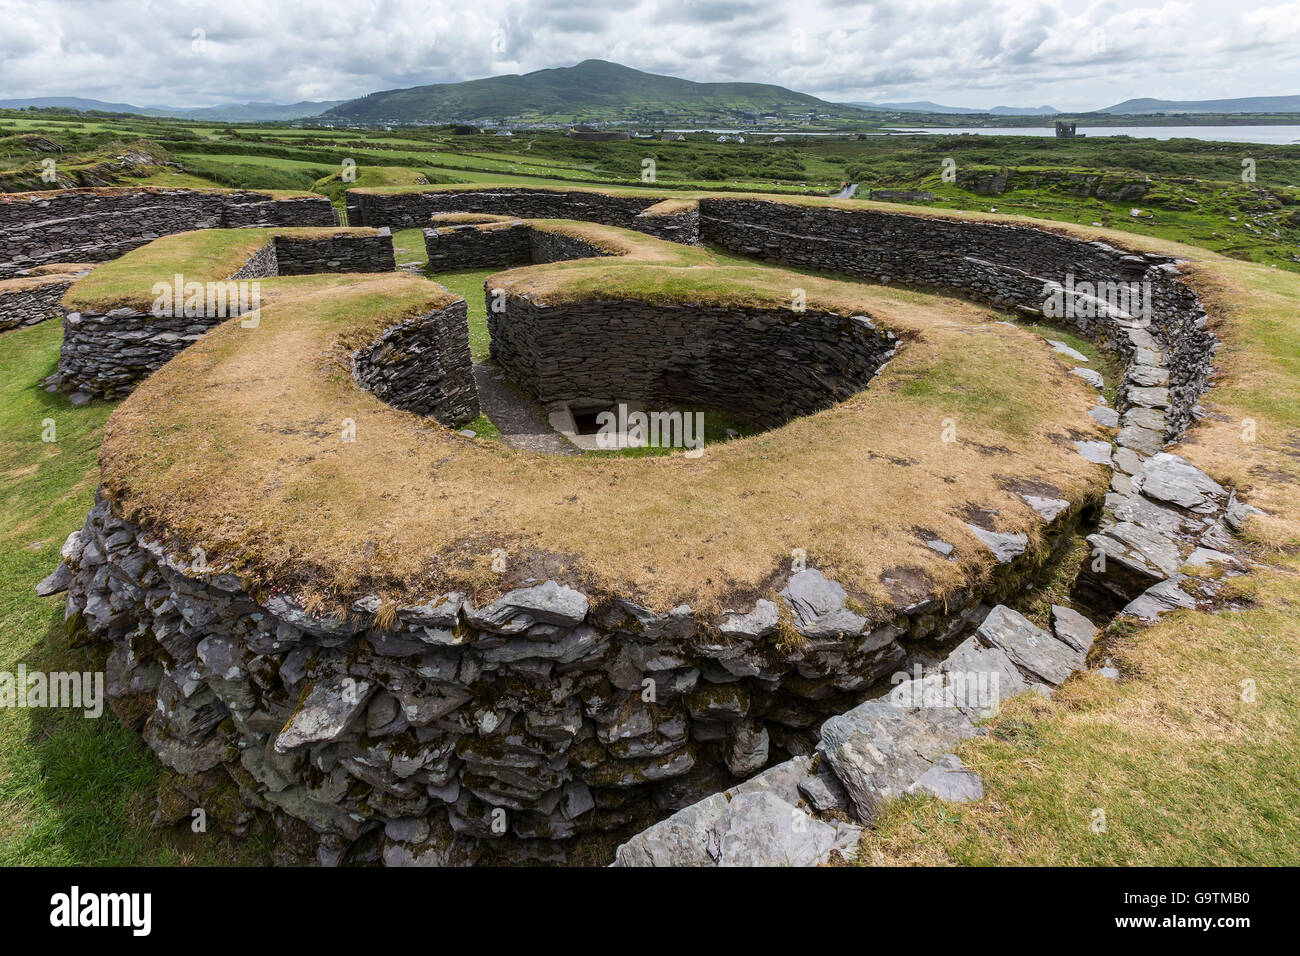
[1183,547,1241,570]
[35,562,71,596]
[396,593,464,628]
[1127,364,1169,387]
[964,524,1027,563]
[1123,577,1196,621]
[1021,494,1070,522]
[1075,440,1113,466]
[465,581,588,634]
[613,793,729,866]
[1106,491,1195,537]
[275,673,374,751]
[1225,492,1263,532]
[265,594,361,640]
[560,781,596,820]
[817,676,976,823]
[939,634,1027,716]
[384,817,430,844]
[1097,520,1183,578]
[1122,406,1166,433]
[925,538,954,557]
[1047,340,1089,362]
[1089,406,1120,428]
[1137,453,1225,513]
[718,599,779,639]
[798,765,850,812]
[1113,446,1145,476]
[714,792,839,867]
[1071,367,1105,388]
[1050,605,1099,654]
[906,753,984,802]
[724,719,769,776]
[1118,424,1165,456]
[975,605,1084,687]
[779,569,846,625]
[1128,385,1171,408]
[478,624,605,664]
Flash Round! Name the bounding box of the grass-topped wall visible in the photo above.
[42,184,1241,866]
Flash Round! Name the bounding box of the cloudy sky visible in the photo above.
[2,0,1297,111]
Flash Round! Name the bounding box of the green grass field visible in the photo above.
[1,106,1298,866]
[0,321,268,864]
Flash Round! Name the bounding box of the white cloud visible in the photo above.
[0,0,1294,111]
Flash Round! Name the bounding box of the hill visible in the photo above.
[0,97,343,121]
[1101,94,1300,114]
[848,100,1059,115]
[324,59,858,124]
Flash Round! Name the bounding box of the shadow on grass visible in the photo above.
[10,602,272,866]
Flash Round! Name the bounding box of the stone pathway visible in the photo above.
[472,359,578,455]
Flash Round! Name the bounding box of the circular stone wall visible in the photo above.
[48,187,1233,866]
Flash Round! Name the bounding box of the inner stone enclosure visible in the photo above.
[23,184,1234,866]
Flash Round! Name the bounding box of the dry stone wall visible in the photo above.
[423,221,531,271]
[490,296,896,429]
[45,188,1243,867]
[0,273,80,332]
[273,231,395,275]
[698,198,1215,439]
[0,188,337,278]
[52,231,395,401]
[352,300,479,427]
[349,188,699,244]
[57,487,1082,865]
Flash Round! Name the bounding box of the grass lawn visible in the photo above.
[857,254,1300,866]
[0,319,269,864]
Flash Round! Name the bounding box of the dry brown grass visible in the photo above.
[640,199,698,216]
[62,227,381,313]
[0,273,81,293]
[428,212,519,226]
[27,262,97,276]
[1161,260,1300,552]
[92,222,1108,618]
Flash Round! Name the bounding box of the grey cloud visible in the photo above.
[0,0,1295,113]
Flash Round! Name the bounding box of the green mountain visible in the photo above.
[324,59,859,123]
[1101,95,1300,114]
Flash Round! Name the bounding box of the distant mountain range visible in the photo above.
[323,59,849,123]
[1097,95,1300,114]
[848,101,1061,116]
[0,96,343,122]
[5,67,1300,126]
